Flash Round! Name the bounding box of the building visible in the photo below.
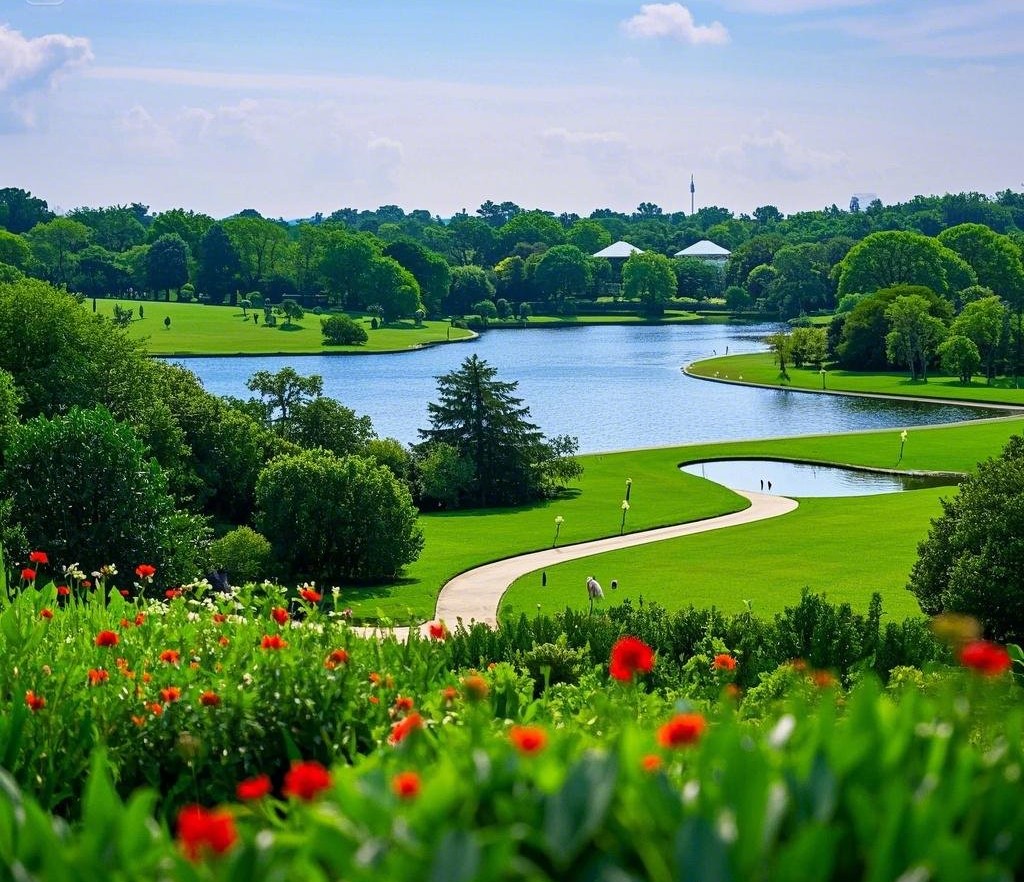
[674,240,730,263]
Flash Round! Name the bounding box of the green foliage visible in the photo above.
[1,406,208,587]
[209,526,272,583]
[622,251,676,316]
[938,334,981,384]
[837,230,957,299]
[909,433,1024,642]
[255,449,423,581]
[282,396,376,458]
[884,293,948,380]
[415,441,474,509]
[0,368,20,460]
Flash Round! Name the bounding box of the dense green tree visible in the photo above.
[493,256,528,303]
[448,215,500,265]
[147,209,214,254]
[0,230,30,270]
[909,434,1024,641]
[383,239,451,317]
[622,252,676,317]
[884,294,948,380]
[246,367,323,425]
[950,296,1006,381]
[279,299,304,328]
[67,205,146,251]
[209,526,272,584]
[418,355,579,507]
[768,243,832,316]
[223,216,290,290]
[255,450,423,581]
[364,437,413,486]
[788,326,828,368]
[1,406,208,588]
[836,231,949,298]
[938,335,981,384]
[146,233,190,300]
[566,219,612,255]
[282,396,375,458]
[674,257,724,301]
[498,211,565,253]
[74,245,129,299]
[321,313,369,345]
[415,441,474,509]
[195,223,242,304]
[725,234,783,288]
[476,200,522,227]
[446,265,495,315]
[27,218,92,286]
[752,205,784,225]
[367,255,421,321]
[0,188,53,234]
[0,369,19,461]
[319,229,379,308]
[533,245,592,302]
[725,285,752,313]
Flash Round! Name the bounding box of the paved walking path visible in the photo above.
[354,489,798,640]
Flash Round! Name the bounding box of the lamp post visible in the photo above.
[820,367,827,389]
[625,478,632,502]
[619,500,630,535]
[897,429,908,466]
[552,515,564,548]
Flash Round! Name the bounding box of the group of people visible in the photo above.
[759,478,773,491]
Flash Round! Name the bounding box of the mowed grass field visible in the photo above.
[347,415,1024,621]
[689,351,1024,407]
[94,300,475,355]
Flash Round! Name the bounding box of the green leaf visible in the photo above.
[673,817,733,882]
[543,752,619,870]
[429,829,481,882]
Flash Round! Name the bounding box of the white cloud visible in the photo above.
[540,127,629,164]
[716,127,846,182]
[621,4,729,45]
[0,24,92,130]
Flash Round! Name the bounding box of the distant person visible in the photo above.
[586,576,604,614]
[760,478,764,491]
[767,480,772,492]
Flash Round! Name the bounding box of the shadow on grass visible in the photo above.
[421,488,581,520]
[276,323,305,332]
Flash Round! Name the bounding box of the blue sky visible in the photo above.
[2,0,1023,219]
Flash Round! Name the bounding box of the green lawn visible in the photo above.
[502,489,946,621]
[689,352,1024,407]
[93,300,475,355]
[346,415,1024,621]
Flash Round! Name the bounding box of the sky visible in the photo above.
[1,0,1023,220]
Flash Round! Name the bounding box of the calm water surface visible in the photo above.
[681,459,960,497]
[177,324,1003,453]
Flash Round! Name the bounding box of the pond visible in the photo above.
[177,323,1005,453]
[680,458,960,497]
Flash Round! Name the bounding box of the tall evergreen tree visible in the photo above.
[196,223,242,304]
[419,355,575,507]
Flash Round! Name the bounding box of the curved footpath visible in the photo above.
[354,489,798,640]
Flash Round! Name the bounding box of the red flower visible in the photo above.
[135,563,156,580]
[510,725,548,755]
[960,640,1012,676]
[641,754,663,773]
[427,620,448,641]
[388,712,424,745]
[812,670,837,689]
[21,568,36,582]
[29,551,48,564]
[271,606,289,625]
[199,691,221,707]
[39,608,53,620]
[81,579,92,589]
[441,685,459,704]
[462,674,489,701]
[56,585,70,596]
[159,649,181,665]
[261,634,287,650]
[161,686,181,703]
[218,635,230,647]
[119,589,130,598]
[392,771,421,800]
[95,630,119,647]
[134,613,145,626]
[300,588,322,603]
[394,695,414,712]
[212,613,227,624]
[88,668,109,686]
[165,588,182,599]
[149,702,164,716]
[609,636,655,682]
[713,653,737,671]
[324,648,349,669]
[25,690,45,712]
[283,761,332,801]
[236,774,272,801]
[176,805,238,862]
[657,713,706,748]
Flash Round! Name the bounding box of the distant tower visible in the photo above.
[690,174,695,216]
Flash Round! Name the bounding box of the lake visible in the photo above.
[176,323,1004,453]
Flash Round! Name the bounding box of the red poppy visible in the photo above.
[160,649,181,665]
[271,606,289,625]
[261,634,287,650]
[641,754,663,773]
[657,713,706,748]
[135,563,156,580]
[88,668,109,686]
[609,636,655,682]
[388,712,424,745]
[176,804,238,861]
[21,568,36,582]
[300,588,322,603]
[56,585,70,596]
[81,579,92,589]
[161,686,181,703]
[149,702,164,716]
[960,640,1012,676]
[134,613,145,626]
[462,674,489,701]
[236,774,272,801]
[510,725,548,755]
[199,691,221,707]
[39,608,53,620]
[713,653,737,671]
[165,588,182,599]
[29,551,48,564]
[283,761,332,801]
[212,613,227,624]
[95,630,119,648]
[324,648,349,669]
[392,771,421,800]
[394,695,414,712]
[119,618,133,629]
[218,635,230,647]
[441,685,459,704]
[25,690,45,712]
[427,620,448,641]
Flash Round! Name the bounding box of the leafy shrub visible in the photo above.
[209,526,272,583]
[321,314,368,345]
[517,634,588,694]
[111,303,134,327]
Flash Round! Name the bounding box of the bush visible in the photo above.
[909,433,1024,642]
[320,314,368,345]
[209,526,272,584]
[1,406,208,587]
[255,450,423,581]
